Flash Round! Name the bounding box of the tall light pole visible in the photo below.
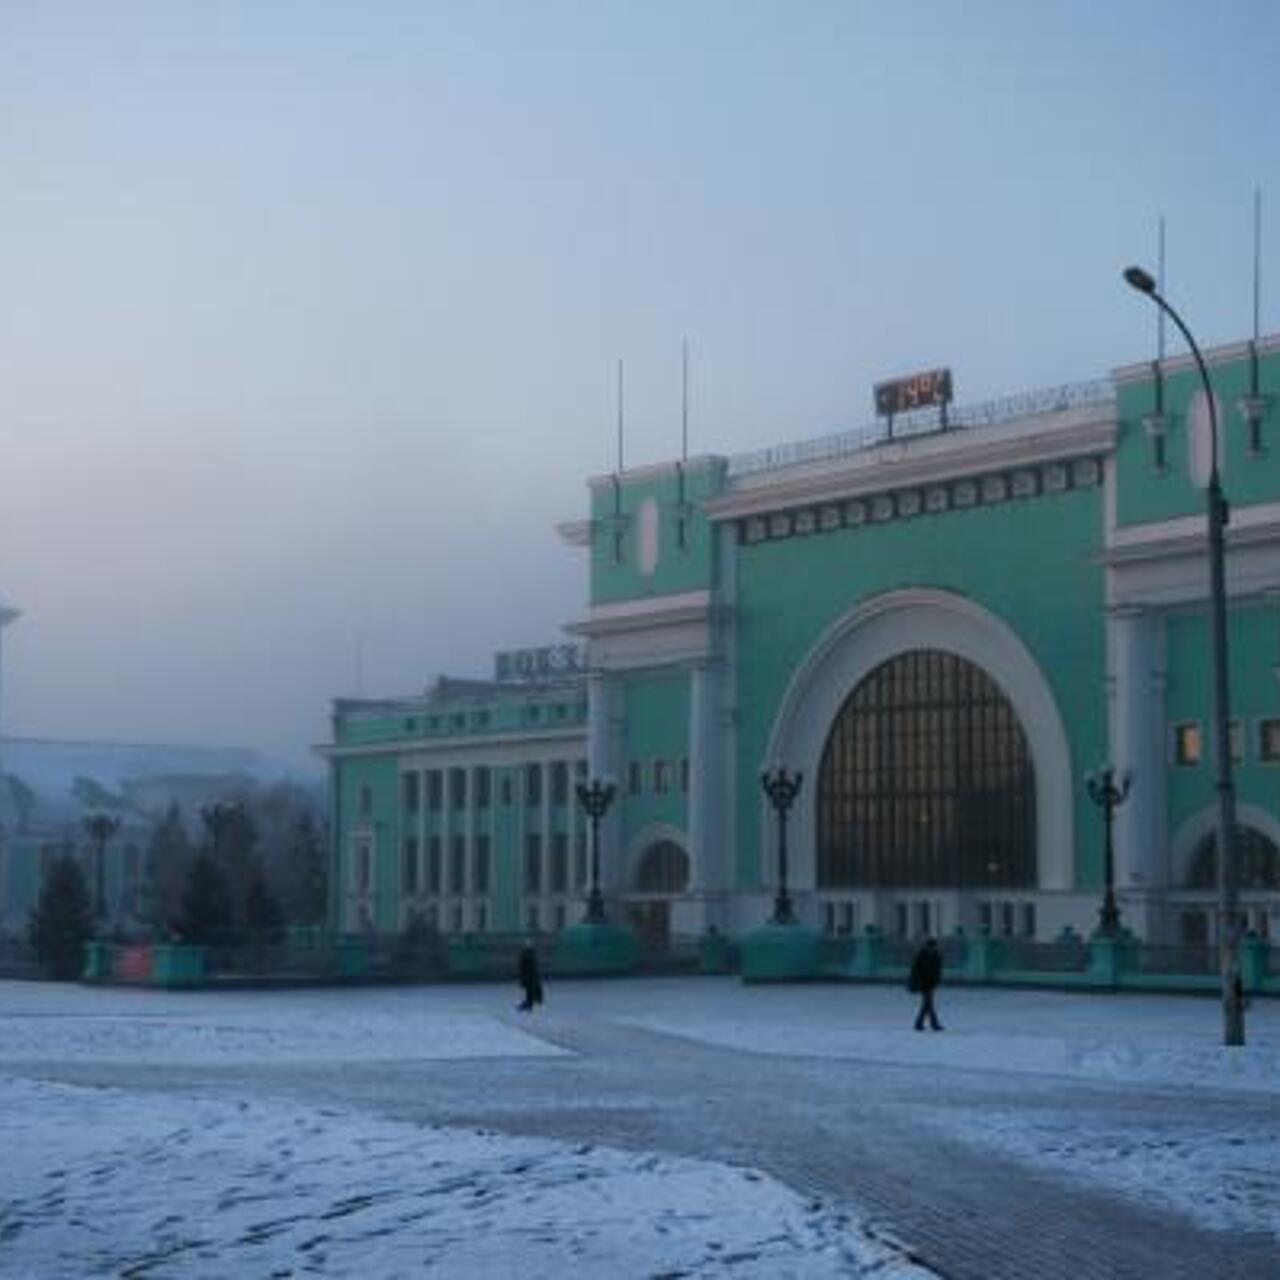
[575,778,615,924]
[760,766,803,924]
[1123,265,1244,1046]
[84,813,120,928]
[1085,766,1132,936]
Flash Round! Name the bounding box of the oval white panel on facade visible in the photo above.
[638,496,660,575]
[1186,388,1223,489]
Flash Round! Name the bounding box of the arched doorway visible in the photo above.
[817,650,1036,889]
[765,589,1072,894]
[626,838,690,945]
[1181,825,1279,943]
[1171,806,1280,943]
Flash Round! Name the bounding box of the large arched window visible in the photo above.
[633,840,690,894]
[1186,827,1280,890]
[817,649,1036,889]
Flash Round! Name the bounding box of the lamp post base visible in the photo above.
[1096,895,1122,937]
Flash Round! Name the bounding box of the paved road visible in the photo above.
[27,982,1280,1280]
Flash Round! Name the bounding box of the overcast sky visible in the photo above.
[0,1,1277,771]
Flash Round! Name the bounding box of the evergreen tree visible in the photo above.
[28,854,94,980]
[141,804,194,933]
[178,851,234,944]
[286,811,328,924]
[244,870,285,942]
[201,800,259,917]
[4,774,38,833]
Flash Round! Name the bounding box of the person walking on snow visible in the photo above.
[908,937,943,1031]
[516,939,544,1012]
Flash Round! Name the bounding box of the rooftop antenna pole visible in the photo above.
[616,357,625,475]
[1157,214,1167,363]
[681,338,689,463]
[1253,186,1262,345]
[610,359,625,563]
[1243,188,1265,450]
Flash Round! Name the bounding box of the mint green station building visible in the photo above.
[322,332,1280,949]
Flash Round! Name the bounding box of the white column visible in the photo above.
[688,660,724,894]
[587,670,624,894]
[1108,606,1166,912]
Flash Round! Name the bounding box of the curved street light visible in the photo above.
[1123,266,1244,1047]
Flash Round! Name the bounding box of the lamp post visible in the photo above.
[760,766,803,924]
[575,777,616,924]
[1085,766,1132,935]
[1123,265,1244,1047]
[83,813,120,927]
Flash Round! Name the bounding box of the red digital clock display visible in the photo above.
[875,368,953,417]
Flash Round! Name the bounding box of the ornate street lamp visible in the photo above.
[575,777,616,924]
[1084,767,1132,936]
[760,766,803,924]
[1123,265,1244,1046]
[83,813,121,926]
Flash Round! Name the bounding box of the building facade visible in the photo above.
[323,333,1280,945]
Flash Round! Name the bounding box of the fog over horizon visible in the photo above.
[0,2,1276,772]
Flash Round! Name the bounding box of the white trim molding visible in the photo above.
[764,588,1075,894]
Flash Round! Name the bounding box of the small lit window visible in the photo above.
[1172,721,1202,767]
[1260,718,1280,764]
[652,760,671,794]
[1230,719,1245,765]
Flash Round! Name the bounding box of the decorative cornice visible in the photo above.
[706,409,1115,524]
[725,454,1105,548]
[586,454,727,491]
[566,589,715,639]
[317,724,586,761]
[1113,331,1280,386]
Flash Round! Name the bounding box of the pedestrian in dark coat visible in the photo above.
[516,939,544,1012]
[908,937,943,1031]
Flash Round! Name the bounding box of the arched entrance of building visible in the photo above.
[817,649,1037,891]
[766,588,1073,898]
[1171,805,1280,943]
[624,834,690,945]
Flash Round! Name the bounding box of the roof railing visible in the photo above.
[728,376,1115,478]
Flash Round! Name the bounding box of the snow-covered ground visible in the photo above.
[0,981,932,1279]
[1,978,1276,1275]
[0,1077,923,1279]
[621,983,1280,1237]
